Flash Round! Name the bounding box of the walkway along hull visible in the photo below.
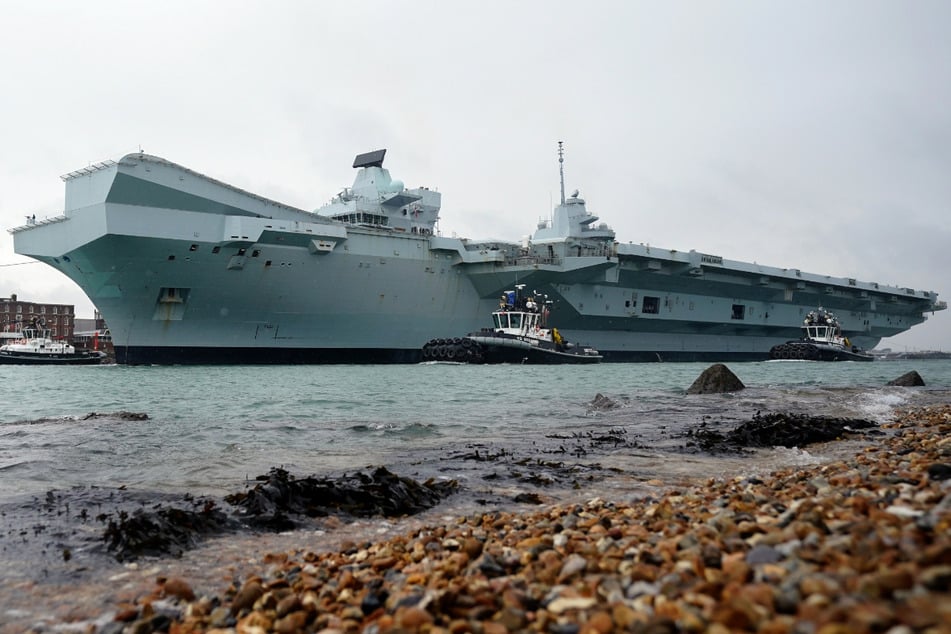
[11,150,944,364]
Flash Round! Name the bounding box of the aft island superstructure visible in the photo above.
[11,145,944,364]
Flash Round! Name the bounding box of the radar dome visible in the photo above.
[389,179,404,192]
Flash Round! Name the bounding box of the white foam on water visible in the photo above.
[851,389,908,422]
[769,445,822,467]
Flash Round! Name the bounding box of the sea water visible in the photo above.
[1,359,950,629]
[2,359,950,503]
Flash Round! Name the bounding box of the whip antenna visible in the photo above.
[558,141,566,205]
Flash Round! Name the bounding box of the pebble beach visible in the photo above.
[33,403,948,634]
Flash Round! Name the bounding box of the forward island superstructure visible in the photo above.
[11,145,944,364]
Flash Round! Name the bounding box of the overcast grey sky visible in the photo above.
[1,1,948,350]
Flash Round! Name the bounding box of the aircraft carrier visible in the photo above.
[11,144,944,364]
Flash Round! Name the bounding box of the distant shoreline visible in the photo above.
[874,351,951,360]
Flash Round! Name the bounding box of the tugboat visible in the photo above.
[769,308,873,362]
[421,286,602,364]
[0,320,107,365]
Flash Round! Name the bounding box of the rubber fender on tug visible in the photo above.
[455,338,485,363]
[781,343,818,360]
[769,343,787,360]
[421,337,486,362]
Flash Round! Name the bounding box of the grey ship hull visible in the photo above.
[11,151,944,364]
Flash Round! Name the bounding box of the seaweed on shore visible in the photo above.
[103,498,234,562]
[224,466,459,529]
[682,411,881,453]
[91,467,460,561]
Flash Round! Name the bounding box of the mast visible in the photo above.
[558,141,566,205]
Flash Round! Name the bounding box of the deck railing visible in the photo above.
[7,214,69,234]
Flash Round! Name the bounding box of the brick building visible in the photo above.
[1,294,77,340]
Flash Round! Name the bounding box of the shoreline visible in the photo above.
[24,404,948,633]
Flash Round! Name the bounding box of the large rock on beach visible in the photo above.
[887,370,926,386]
[686,363,745,394]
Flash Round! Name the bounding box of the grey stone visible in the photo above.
[686,363,745,394]
[886,371,925,386]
